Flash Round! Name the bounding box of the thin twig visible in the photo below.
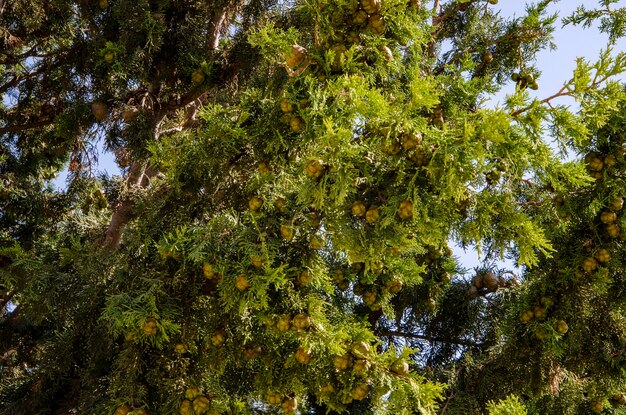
[440,391,455,415]
[510,83,573,117]
[510,71,614,118]
[377,330,480,347]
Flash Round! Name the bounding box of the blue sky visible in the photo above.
[50,0,626,271]
[453,0,626,270]
[493,0,626,106]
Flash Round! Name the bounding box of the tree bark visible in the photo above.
[101,162,146,251]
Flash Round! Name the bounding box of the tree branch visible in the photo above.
[440,390,455,415]
[101,158,166,251]
[377,330,480,347]
[100,2,244,251]
[0,118,54,135]
[207,0,244,50]
[101,162,147,251]
[510,71,615,118]
[432,0,441,22]
[510,83,573,118]
[209,10,228,50]
[0,50,66,95]
[0,290,15,316]
[427,0,441,59]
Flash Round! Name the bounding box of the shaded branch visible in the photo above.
[0,290,15,316]
[426,0,442,59]
[440,390,456,415]
[0,51,67,95]
[101,162,147,251]
[100,1,245,251]
[0,46,38,65]
[0,118,54,135]
[377,330,480,347]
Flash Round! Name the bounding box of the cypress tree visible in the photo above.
[1,1,626,414]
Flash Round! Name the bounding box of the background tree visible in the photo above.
[1,0,626,414]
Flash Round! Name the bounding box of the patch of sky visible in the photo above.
[453,0,626,273]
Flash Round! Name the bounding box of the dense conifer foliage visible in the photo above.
[2,0,626,414]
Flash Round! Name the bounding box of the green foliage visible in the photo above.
[487,395,528,415]
[2,1,626,415]
[564,1,626,44]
